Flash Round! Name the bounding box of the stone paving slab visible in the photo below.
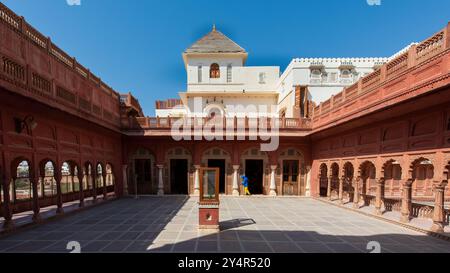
[0,196,449,253]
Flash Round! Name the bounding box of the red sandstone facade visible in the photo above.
[0,3,449,231]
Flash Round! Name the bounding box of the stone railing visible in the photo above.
[0,3,121,129]
[122,116,312,131]
[312,22,450,131]
[383,197,449,223]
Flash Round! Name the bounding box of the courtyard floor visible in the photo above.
[0,196,449,253]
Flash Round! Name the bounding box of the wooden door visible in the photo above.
[283,160,299,195]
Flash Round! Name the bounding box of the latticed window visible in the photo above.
[198,65,202,83]
[310,69,321,78]
[210,63,220,78]
[227,64,232,82]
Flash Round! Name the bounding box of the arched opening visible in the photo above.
[330,163,339,199]
[411,158,434,198]
[383,160,402,198]
[13,160,32,202]
[319,163,328,197]
[129,148,155,195]
[278,148,305,196]
[61,162,79,195]
[360,161,376,206]
[83,163,94,198]
[105,164,115,193]
[203,147,231,194]
[343,162,354,202]
[210,63,220,78]
[409,158,434,219]
[240,148,268,195]
[96,163,104,197]
[166,147,191,195]
[39,160,57,199]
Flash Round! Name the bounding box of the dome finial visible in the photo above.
[212,23,216,31]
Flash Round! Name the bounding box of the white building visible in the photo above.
[155,27,404,119]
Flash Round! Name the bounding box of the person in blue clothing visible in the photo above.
[241,175,251,195]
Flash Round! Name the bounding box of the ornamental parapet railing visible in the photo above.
[312,22,450,132]
[0,2,121,129]
[121,116,312,131]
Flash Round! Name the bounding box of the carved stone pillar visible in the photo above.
[269,165,277,196]
[102,173,107,200]
[55,170,64,214]
[431,181,447,233]
[2,173,14,230]
[78,171,84,207]
[353,177,360,209]
[122,165,128,196]
[31,174,41,222]
[157,164,164,196]
[305,166,311,197]
[193,165,200,195]
[232,165,240,196]
[375,178,385,215]
[92,170,97,203]
[327,175,332,200]
[338,177,344,204]
[400,180,413,223]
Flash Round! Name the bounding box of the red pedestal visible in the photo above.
[198,201,220,230]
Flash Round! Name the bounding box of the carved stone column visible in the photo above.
[327,175,333,201]
[102,172,107,200]
[305,166,311,197]
[78,171,84,207]
[353,177,360,209]
[400,180,413,223]
[92,170,97,203]
[375,178,385,215]
[31,174,41,222]
[269,165,277,196]
[55,170,64,214]
[122,165,128,196]
[327,175,332,200]
[157,164,164,196]
[232,165,240,196]
[2,173,14,230]
[193,165,200,195]
[431,181,447,233]
[338,177,344,204]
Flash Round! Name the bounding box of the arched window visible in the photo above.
[96,164,103,188]
[106,164,114,186]
[61,162,73,194]
[14,160,32,201]
[210,63,220,78]
[310,69,321,79]
[341,69,351,78]
[42,161,56,197]
[73,166,80,192]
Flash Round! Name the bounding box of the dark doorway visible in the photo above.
[170,159,188,194]
[134,159,152,194]
[208,159,226,193]
[245,160,264,194]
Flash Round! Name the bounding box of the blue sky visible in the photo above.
[2,0,449,115]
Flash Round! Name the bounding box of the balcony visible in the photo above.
[312,22,450,132]
[122,116,312,131]
[0,3,121,130]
